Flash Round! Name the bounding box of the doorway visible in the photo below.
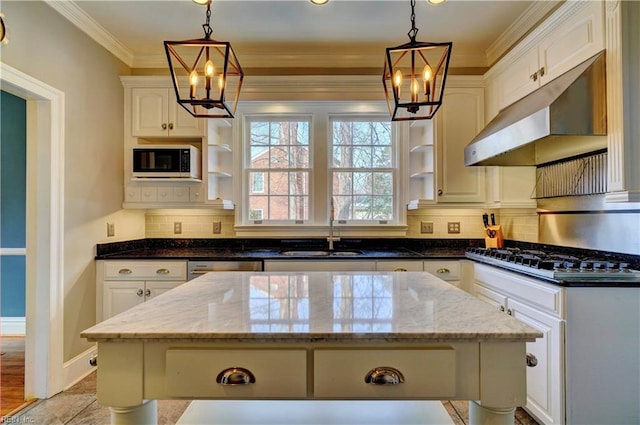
[1,62,65,402]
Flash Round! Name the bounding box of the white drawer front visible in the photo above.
[423,261,461,282]
[166,349,307,398]
[474,264,563,316]
[103,261,187,280]
[314,348,456,398]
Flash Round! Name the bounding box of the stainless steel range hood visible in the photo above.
[465,52,607,166]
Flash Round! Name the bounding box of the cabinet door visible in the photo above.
[146,280,185,300]
[472,282,507,312]
[436,87,486,203]
[538,1,604,85]
[496,48,540,110]
[508,298,565,425]
[168,91,204,137]
[131,87,169,137]
[103,280,145,319]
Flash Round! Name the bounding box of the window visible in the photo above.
[331,119,394,222]
[239,102,403,230]
[245,118,310,222]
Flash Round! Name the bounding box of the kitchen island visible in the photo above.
[82,271,541,425]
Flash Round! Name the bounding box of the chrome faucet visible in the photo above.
[327,198,340,251]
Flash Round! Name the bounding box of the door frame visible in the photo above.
[1,62,65,398]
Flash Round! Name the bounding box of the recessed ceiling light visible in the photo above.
[310,0,329,5]
[192,0,210,5]
[427,0,447,4]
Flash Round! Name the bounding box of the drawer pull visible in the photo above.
[118,268,133,275]
[216,367,256,386]
[136,289,144,297]
[526,353,538,368]
[156,268,170,275]
[436,268,450,274]
[364,366,405,385]
[89,354,98,367]
[394,268,408,272]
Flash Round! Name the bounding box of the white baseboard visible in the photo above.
[63,345,97,390]
[1,317,26,335]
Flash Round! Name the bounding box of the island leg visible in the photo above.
[110,400,157,425]
[468,400,515,425]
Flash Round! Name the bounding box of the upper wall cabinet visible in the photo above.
[131,87,203,138]
[436,83,486,203]
[495,1,604,111]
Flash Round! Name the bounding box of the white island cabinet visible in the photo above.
[82,271,540,425]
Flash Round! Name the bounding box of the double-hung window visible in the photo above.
[240,102,402,231]
[245,117,311,223]
[330,118,394,223]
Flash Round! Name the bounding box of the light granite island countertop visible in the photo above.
[82,271,541,425]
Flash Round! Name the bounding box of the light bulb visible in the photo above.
[422,64,432,82]
[393,70,403,87]
[204,60,215,78]
[189,70,199,98]
[218,74,224,93]
[411,78,419,102]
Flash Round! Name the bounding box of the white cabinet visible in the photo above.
[131,87,203,138]
[472,264,564,425]
[407,120,435,207]
[495,1,604,110]
[435,84,486,203]
[423,260,464,289]
[97,260,187,321]
[206,120,234,206]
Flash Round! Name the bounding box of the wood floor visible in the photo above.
[2,341,539,424]
[0,336,29,417]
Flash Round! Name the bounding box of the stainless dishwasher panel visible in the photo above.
[187,261,263,280]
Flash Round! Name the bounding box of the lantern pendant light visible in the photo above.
[382,0,452,121]
[164,0,244,119]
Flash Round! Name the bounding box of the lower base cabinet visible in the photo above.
[97,260,187,321]
[472,264,564,425]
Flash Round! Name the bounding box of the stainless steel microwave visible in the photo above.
[132,145,201,179]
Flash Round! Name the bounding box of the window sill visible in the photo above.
[234,224,408,238]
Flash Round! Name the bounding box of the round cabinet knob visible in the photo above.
[436,268,450,274]
[216,367,256,386]
[168,123,174,130]
[507,308,513,316]
[145,289,151,297]
[89,354,98,367]
[539,66,545,77]
[162,123,167,130]
[531,72,538,82]
[499,305,505,312]
[437,189,443,196]
[136,289,144,297]
[118,268,133,275]
[364,366,405,385]
[526,353,538,367]
[156,268,170,275]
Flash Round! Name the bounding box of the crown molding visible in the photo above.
[485,0,562,66]
[44,0,134,67]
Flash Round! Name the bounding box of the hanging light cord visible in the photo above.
[407,0,418,43]
[202,2,213,39]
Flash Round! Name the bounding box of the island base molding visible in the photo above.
[109,400,157,425]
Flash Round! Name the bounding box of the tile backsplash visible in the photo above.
[146,207,538,242]
[145,210,235,238]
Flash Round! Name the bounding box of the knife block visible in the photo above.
[484,225,504,249]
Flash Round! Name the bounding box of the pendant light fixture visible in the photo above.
[382,0,452,121]
[164,0,244,118]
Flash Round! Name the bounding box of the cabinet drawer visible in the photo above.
[166,349,307,398]
[423,261,460,282]
[474,264,563,316]
[313,348,456,398]
[103,261,187,280]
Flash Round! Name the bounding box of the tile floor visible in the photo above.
[6,371,539,425]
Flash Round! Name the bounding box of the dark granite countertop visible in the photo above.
[95,238,475,261]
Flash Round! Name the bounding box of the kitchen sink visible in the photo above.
[281,250,362,257]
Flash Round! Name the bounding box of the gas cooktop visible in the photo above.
[466,247,640,282]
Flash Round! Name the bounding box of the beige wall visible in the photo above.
[2,1,146,361]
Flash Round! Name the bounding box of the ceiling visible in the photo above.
[47,0,561,72]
